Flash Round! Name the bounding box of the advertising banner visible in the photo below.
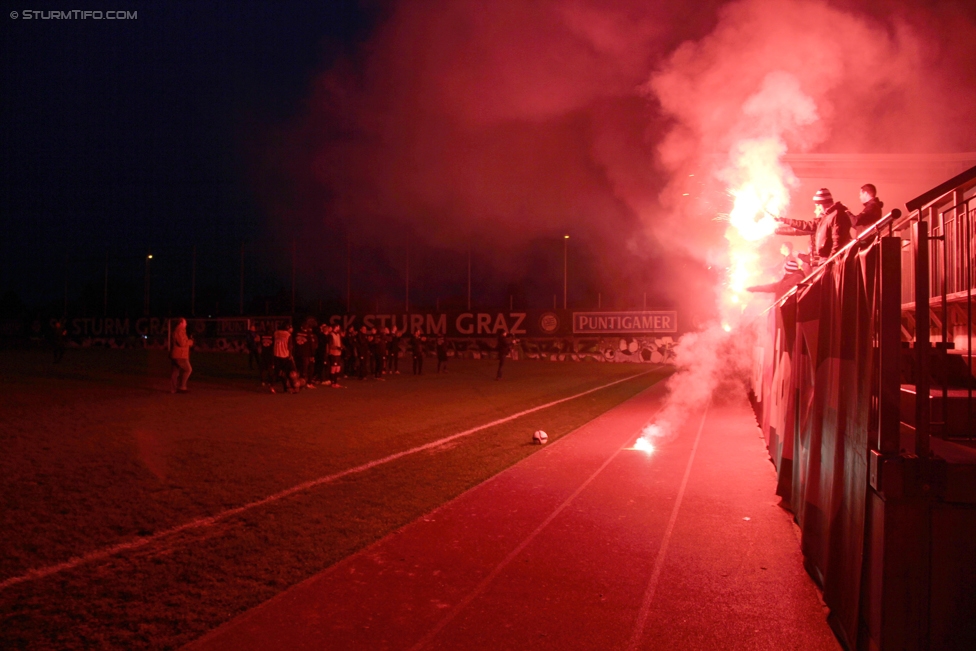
[321,311,563,337]
[322,310,678,337]
[572,311,677,334]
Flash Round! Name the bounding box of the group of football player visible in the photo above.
[246,320,449,394]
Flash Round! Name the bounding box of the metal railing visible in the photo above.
[898,168,976,443]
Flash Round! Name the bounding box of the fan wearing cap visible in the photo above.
[746,243,806,298]
[775,188,853,265]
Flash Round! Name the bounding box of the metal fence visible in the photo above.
[896,165,976,442]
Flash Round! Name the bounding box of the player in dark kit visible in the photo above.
[305,322,319,386]
[328,324,345,387]
[293,325,310,387]
[435,335,448,373]
[315,322,330,383]
[246,325,261,370]
[388,327,402,374]
[411,329,426,375]
[342,326,359,377]
[295,322,316,388]
[357,326,371,380]
[496,329,516,380]
[372,327,387,378]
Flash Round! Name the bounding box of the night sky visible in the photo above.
[2,1,381,316]
[4,0,976,321]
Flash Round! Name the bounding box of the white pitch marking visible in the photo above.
[0,369,657,592]
[409,395,664,651]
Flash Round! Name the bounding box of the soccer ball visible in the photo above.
[532,430,548,445]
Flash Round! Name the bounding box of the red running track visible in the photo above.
[185,383,841,651]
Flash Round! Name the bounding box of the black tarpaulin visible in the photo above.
[756,239,882,650]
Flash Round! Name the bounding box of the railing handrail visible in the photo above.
[764,208,903,313]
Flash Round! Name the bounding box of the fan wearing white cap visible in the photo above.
[746,242,806,298]
[774,188,853,265]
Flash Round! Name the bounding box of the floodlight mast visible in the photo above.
[563,234,569,310]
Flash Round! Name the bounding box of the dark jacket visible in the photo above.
[497,332,513,357]
[246,330,261,353]
[294,329,311,361]
[260,333,274,360]
[411,333,426,356]
[852,197,884,234]
[780,202,852,260]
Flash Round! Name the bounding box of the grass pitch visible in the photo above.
[1,348,668,650]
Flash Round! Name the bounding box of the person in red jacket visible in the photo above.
[170,318,193,394]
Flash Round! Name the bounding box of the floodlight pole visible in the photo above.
[103,250,109,316]
[563,235,569,310]
[143,251,152,317]
[63,252,69,318]
[405,243,410,313]
[239,240,245,315]
[191,246,196,317]
[346,234,351,313]
[467,247,471,311]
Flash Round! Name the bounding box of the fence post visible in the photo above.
[878,236,901,455]
[865,230,932,651]
[914,220,930,458]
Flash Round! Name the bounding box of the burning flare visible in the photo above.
[643,72,815,442]
[633,436,656,454]
[721,136,798,320]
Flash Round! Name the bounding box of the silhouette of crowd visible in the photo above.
[244,319,488,394]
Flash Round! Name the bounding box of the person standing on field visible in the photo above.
[357,326,371,380]
[294,321,315,388]
[328,324,344,387]
[170,318,193,393]
[496,329,515,380]
[411,329,426,375]
[246,324,261,370]
[344,326,357,377]
[259,328,275,386]
[273,323,298,394]
[315,321,330,383]
[372,327,388,378]
[435,335,448,373]
[388,327,402,374]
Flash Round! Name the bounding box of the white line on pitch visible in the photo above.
[1,369,657,592]
[409,400,662,651]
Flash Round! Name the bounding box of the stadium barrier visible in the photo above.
[752,174,976,650]
[3,311,678,363]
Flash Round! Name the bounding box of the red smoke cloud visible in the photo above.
[264,0,976,318]
[651,0,976,255]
